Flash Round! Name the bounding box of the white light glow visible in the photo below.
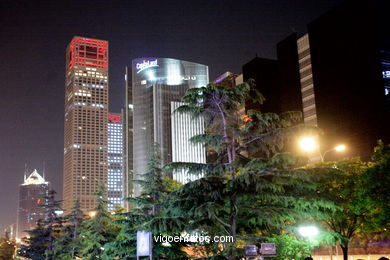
[299,137,317,152]
[298,226,319,238]
[335,145,346,151]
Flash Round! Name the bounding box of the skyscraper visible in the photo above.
[127,58,208,195]
[16,170,49,239]
[63,37,109,212]
[124,67,133,205]
[107,112,124,210]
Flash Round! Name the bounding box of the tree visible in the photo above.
[18,190,64,260]
[79,184,120,260]
[18,220,49,260]
[304,158,371,260]
[163,82,334,259]
[0,231,16,260]
[266,234,311,260]
[358,141,390,235]
[52,200,85,259]
[42,190,64,259]
[103,145,188,259]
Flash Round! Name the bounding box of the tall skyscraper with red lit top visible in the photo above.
[63,36,109,212]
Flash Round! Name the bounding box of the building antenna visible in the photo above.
[42,161,46,180]
[24,163,27,182]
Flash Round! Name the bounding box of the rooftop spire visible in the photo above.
[22,169,47,186]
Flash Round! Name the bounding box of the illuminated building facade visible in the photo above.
[63,37,109,212]
[129,58,208,195]
[107,112,124,210]
[16,170,49,239]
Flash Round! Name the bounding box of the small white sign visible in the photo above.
[137,231,152,257]
[260,243,276,255]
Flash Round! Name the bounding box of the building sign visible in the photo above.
[137,231,152,257]
[136,59,159,74]
[260,243,276,255]
[108,113,121,123]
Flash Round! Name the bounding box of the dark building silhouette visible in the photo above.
[242,57,280,113]
[306,0,390,160]
[276,34,302,113]
[243,0,390,160]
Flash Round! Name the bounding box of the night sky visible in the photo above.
[0,0,343,232]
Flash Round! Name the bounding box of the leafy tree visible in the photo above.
[304,158,371,260]
[358,141,390,235]
[79,184,120,260]
[266,234,311,260]
[0,231,16,260]
[163,82,334,259]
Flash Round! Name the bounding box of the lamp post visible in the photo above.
[299,137,346,162]
[320,145,346,162]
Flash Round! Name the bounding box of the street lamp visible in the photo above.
[298,226,319,239]
[321,144,346,162]
[299,137,317,152]
[299,137,346,162]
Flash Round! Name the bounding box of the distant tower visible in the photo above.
[16,169,49,239]
[63,36,109,212]
[107,112,124,210]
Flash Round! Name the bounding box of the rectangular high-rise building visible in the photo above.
[124,67,133,205]
[107,112,124,210]
[63,37,109,212]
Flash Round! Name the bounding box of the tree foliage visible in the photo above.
[162,82,334,259]
[0,231,16,260]
[303,158,372,260]
[78,184,120,260]
[266,234,311,260]
[358,140,390,235]
[104,145,189,259]
[18,220,49,260]
[52,200,85,259]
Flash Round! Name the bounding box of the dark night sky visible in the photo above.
[0,0,343,232]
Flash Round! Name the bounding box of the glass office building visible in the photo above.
[108,113,124,210]
[129,58,208,195]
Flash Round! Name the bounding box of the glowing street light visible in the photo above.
[89,211,97,218]
[335,145,346,152]
[322,144,346,161]
[299,137,346,162]
[299,137,317,152]
[298,225,319,239]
